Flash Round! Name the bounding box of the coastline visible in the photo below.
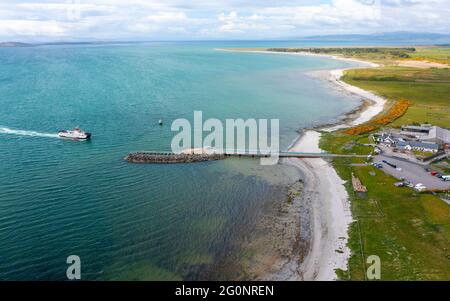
[288,55,386,280]
[219,48,387,280]
[281,52,386,280]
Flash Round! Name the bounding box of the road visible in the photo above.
[374,155,450,190]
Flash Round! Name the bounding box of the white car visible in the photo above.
[414,183,427,192]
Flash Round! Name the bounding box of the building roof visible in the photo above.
[395,140,439,150]
[402,125,432,131]
[435,127,450,144]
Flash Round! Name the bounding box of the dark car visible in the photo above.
[373,163,383,169]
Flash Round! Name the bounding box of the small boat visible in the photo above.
[58,127,91,140]
[158,119,163,125]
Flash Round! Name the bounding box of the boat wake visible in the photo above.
[0,127,59,138]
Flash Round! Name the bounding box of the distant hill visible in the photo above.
[0,41,147,47]
[3,32,450,47]
[0,42,32,47]
[301,32,450,44]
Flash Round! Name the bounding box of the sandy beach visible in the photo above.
[285,132,353,280]
[283,53,386,280]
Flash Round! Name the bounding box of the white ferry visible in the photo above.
[58,127,91,140]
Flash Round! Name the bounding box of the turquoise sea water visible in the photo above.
[0,42,361,280]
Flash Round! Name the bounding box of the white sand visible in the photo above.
[284,54,384,280]
[285,131,353,280]
[324,67,386,132]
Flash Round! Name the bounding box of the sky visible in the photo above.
[0,0,449,41]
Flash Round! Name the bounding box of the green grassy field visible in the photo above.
[342,67,450,127]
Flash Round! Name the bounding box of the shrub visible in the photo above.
[345,99,410,136]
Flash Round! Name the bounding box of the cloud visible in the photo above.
[0,0,448,41]
[218,11,270,34]
[147,12,188,23]
[0,19,67,36]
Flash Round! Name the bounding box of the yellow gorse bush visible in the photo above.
[345,99,410,136]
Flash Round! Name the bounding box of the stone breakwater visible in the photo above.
[124,152,226,164]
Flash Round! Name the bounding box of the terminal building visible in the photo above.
[401,124,450,147]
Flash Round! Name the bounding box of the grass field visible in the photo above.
[342,66,450,127]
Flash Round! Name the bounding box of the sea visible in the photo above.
[0,41,363,280]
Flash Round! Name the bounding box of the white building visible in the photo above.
[395,140,440,153]
[401,124,450,145]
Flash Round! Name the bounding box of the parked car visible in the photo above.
[431,171,438,176]
[424,167,430,172]
[404,181,413,188]
[372,163,383,169]
[442,175,450,182]
[436,174,443,178]
[414,183,427,192]
[394,182,405,187]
